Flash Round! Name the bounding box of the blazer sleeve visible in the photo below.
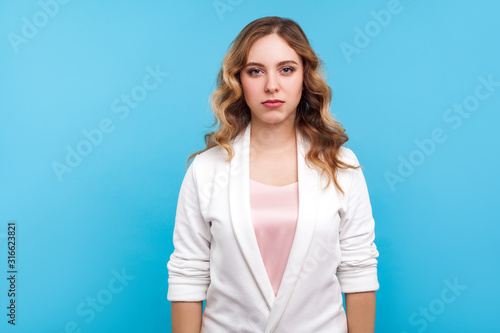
[167,155,211,301]
[336,148,380,293]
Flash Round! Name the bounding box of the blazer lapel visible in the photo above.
[229,122,276,310]
[228,122,320,330]
[264,125,320,333]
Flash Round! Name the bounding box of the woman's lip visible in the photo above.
[262,101,285,108]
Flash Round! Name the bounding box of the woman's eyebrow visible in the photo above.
[244,60,298,68]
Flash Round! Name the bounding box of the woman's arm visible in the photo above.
[171,301,203,333]
[167,156,211,331]
[335,149,379,331]
[345,291,376,333]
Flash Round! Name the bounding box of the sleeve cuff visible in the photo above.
[167,281,210,302]
[337,268,379,293]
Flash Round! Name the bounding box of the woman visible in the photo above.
[167,16,379,333]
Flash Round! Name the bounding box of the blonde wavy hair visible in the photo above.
[187,16,359,194]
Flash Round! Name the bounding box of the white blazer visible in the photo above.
[167,122,379,333]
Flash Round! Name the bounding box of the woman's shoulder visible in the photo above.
[337,146,360,167]
[190,144,230,171]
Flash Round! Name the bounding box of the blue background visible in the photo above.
[1,0,499,332]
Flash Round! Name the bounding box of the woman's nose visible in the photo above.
[265,73,279,93]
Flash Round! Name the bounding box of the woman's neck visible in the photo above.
[249,120,297,154]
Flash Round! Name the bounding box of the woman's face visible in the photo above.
[240,33,304,128]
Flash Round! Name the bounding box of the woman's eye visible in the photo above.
[248,69,261,75]
[248,67,294,76]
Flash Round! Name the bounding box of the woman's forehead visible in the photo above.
[246,35,301,66]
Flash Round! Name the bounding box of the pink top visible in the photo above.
[249,178,299,297]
